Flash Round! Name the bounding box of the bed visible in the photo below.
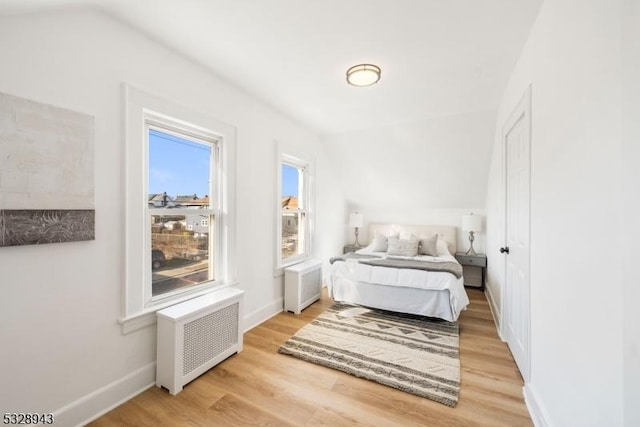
[329,223,470,322]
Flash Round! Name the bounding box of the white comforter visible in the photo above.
[330,249,469,320]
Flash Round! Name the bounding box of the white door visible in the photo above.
[502,87,531,381]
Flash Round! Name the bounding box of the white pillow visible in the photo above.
[369,232,398,252]
[436,238,451,256]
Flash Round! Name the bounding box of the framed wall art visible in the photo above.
[0,91,95,247]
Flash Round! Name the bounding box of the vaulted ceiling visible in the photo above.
[0,0,542,134]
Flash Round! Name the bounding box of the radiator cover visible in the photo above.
[284,259,322,314]
[156,287,244,395]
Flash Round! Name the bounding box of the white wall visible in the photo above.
[0,8,342,425]
[485,0,626,425]
[324,110,494,252]
[621,1,640,425]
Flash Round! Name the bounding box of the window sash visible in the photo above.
[148,212,215,300]
[278,154,311,267]
[281,210,307,262]
[144,119,221,305]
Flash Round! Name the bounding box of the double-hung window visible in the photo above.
[146,124,217,298]
[278,154,311,267]
[123,86,236,332]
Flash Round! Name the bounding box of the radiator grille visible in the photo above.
[301,267,322,303]
[182,302,239,376]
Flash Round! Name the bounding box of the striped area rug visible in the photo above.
[278,303,460,407]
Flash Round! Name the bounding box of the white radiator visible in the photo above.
[156,287,244,395]
[284,259,322,314]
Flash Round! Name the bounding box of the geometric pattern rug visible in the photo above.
[278,302,460,407]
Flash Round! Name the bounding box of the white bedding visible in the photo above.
[329,244,469,321]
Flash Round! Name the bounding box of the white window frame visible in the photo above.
[276,152,313,269]
[121,85,237,333]
[144,120,218,303]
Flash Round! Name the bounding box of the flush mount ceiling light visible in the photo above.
[346,64,381,87]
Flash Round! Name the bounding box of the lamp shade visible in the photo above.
[349,213,364,228]
[462,214,483,232]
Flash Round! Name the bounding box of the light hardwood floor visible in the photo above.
[90,289,532,426]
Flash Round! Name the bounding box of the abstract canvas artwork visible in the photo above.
[0,92,95,247]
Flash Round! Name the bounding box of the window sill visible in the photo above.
[118,281,239,334]
[274,256,310,278]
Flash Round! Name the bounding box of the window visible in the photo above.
[123,86,236,333]
[277,154,312,267]
[147,126,216,298]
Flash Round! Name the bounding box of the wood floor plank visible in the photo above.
[89,288,532,426]
[207,394,297,426]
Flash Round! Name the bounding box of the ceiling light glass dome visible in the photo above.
[346,64,381,87]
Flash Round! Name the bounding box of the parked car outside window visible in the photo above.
[152,249,165,269]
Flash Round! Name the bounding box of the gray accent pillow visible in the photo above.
[387,235,419,257]
[418,234,439,256]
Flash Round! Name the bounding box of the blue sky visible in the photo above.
[281,163,299,197]
[148,129,211,197]
[149,129,299,198]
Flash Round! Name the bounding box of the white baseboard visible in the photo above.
[524,383,552,427]
[484,282,503,339]
[243,297,283,332]
[54,362,156,427]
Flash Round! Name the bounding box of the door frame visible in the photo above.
[500,85,532,382]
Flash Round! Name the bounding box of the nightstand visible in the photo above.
[455,253,487,291]
[343,244,362,254]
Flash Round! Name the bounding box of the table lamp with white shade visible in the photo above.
[349,212,364,247]
[462,213,483,256]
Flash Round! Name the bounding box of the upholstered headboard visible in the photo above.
[367,223,457,255]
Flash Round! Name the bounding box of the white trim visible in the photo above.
[484,281,504,340]
[53,362,156,427]
[280,255,311,268]
[275,143,315,270]
[119,281,240,334]
[119,311,157,334]
[242,298,285,332]
[524,384,552,427]
[143,119,220,307]
[123,84,237,327]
